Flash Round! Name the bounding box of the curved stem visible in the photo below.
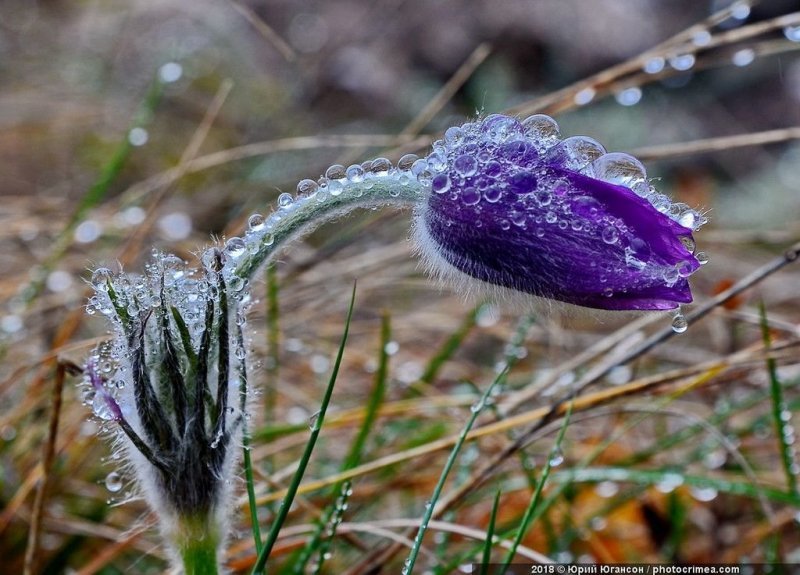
[228,175,427,281]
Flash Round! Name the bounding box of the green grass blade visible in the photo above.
[290,311,390,574]
[499,401,573,573]
[265,263,280,424]
[236,325,262,555]
[403,367,509,574]
[251,282,357,575]
[552,466,800,505]
[311,480,352,575]
[342,311,390,472]
[759,302,799,497]
[478,490,501,575]
[413,305,480,393]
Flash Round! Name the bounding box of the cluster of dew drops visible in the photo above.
[420,113,708,333]
[84,249,251,419]
[222,154,433,275]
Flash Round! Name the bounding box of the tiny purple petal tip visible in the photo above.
[86,359,124,421]
[415,114,705,311]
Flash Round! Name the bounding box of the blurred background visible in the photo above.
[2,0,800,572]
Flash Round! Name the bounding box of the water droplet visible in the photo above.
[548,449,564,467]
[547,136,606,171]
[431,174,451,194]
[678,209,698,230]
[601,226,619,244]
[643,56,665,74]
[128,127,149,147]
[522,114,561,152]
[308,410,321,430]
[310,354,330,374]
[225,237,247,258]
[92,393,115,421]
[328,179,344,196]
[677,260,695,278]
[159,62,183,83]
[671,314,688,334]
[690,486,718,502]
[574,87,596,106]
[703,449,726,470]
[406,160,427,180]
[461,187,480,206]
[325,164,346,180]
[730,1,750,21]
[696,251,709,265]
[345,164,365,183]
[444,126,464,145]
[158,212,192,240]
[297,178,319,196]
[1,426,17,441]
[691,30,712,47]
[227,275,246,292]
[369,157,392,175]
[278,193,294,208]
[785,25,800,42]
[656,472,684,493]
[481,114,522,143]
[607,365,632,385]
[615,87,642,107]
[384,341,399,355]
[397,154,418,171]
[202,248,223,271]
[426,151,447,172]
[732,48,755,67]
[470,399,485,413]
[105,471,123,492]
[484,186,502,203]
[669,53,696,71]
[595,481,619,498]
[91,268,113,291]
[248,213,265,231]
[210,428,224,449]
[453,154,478,177]
[592,152,648,191]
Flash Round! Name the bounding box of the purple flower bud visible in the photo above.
[84,250,249,569]
[414,114,705,310]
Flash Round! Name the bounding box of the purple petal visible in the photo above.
[418,116,703,311]
[86,359,124,421]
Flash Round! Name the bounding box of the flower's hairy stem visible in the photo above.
[176,515,221,575]
[226,172,426,282]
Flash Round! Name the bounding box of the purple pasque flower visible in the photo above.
[414,114,706,311]
[84,249,249,566]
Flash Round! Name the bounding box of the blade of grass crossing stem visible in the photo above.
[251,283,357,575]
[759,302,800,497]
[265,264,279,429]
[500,401,573,573]
[291,314,389,573]
[478,490,502,575]
[403,367,509,574]
[237,326,262,554]
[342,312,390,471]
[311,480,352,575]
[412,305,480,394]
